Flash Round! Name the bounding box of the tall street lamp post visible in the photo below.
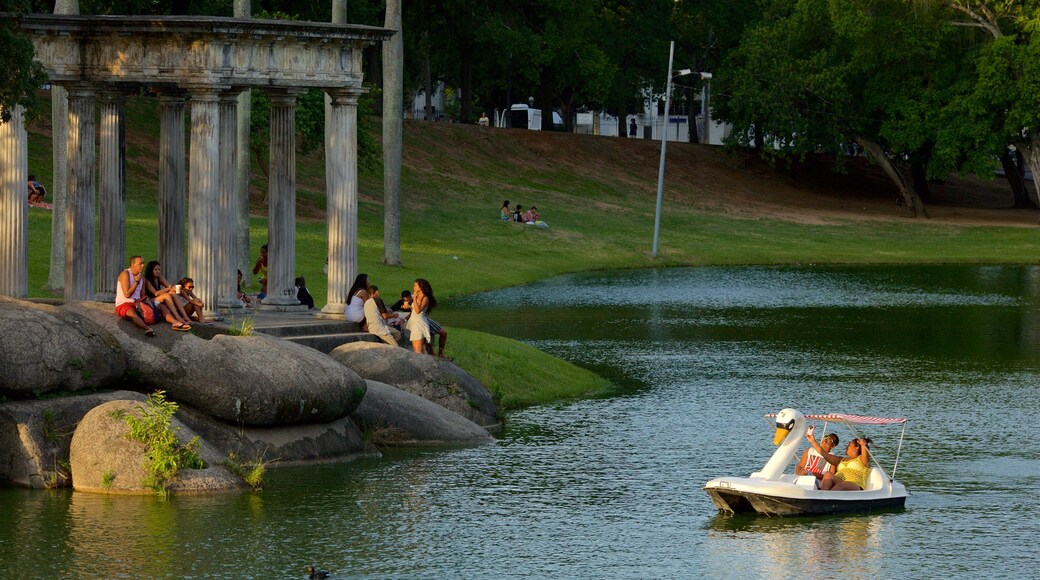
[651,41,711,258]
[651,41,676,259]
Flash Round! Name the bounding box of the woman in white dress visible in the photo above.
[343,273,370,328]
[406,278,436,354]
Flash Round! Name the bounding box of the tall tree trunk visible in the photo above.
[423,30,432,121]
[236,0,252,286]
[460,45,473,123]
[382,0,403,266]
[1000,151,1035,208]
[538,68,554,131]
[1018,137,1040,209]
[910,161,932,204]
[856,137,930,219]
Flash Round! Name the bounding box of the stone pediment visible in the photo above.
[10,14,393,89]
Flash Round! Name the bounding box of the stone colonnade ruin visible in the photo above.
[0,15,391,318]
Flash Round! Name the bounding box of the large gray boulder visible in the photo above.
[354,380,494,445]
[0,391,147,488]
[329,342,499,427]
[174,404,374,464]
[0,297,126,396]
[70,400,243,494]
[75,303,367,426]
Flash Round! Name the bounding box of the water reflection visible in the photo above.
[3,266,1040,576]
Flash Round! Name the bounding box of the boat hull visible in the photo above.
[705,486,906,516]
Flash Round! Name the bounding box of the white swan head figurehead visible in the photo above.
[773,408,804,445]
[758,408,807,480]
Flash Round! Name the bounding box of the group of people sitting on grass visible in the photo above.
[115,255,209,337]
[343,273,451,359]
[499,200,548,228]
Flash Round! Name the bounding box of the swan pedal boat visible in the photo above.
[704,409,909,516]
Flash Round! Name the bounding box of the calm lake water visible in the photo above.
[3,265,1039,578]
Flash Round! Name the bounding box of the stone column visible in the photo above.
[218,91,243,312]
[158,93,187,283]
[47,86,68,293]
[261,90,304,309]
[0,105,29,298]
[236,90,252,288]
[187,89,221,320]
[64,84,96,302]
[96,91,125,302]
[320,89,361,318]
[47,0,79,294]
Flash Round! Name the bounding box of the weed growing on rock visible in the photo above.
[223,451,270,491]
[122,391,205,498]
[227,315,255,336]
[100,471,115,490]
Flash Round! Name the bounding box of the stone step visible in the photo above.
[284,332,381,354]
[254,321,362,338]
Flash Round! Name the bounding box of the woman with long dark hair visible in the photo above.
[142,260,193,330]
[406,278,436,354]
[344,273,370,326]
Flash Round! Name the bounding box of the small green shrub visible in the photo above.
[100,471,115,490]
[122,391,205,498]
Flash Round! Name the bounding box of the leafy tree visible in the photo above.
[714,0,954,217]
[930,1,1040,208]
[0,1,48,121]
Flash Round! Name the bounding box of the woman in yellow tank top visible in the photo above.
[805,432,872,491]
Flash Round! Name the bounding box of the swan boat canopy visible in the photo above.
[704,408,909,516]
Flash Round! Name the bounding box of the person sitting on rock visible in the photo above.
[173,277,210,323]
[390,290,412,322]
[364,285,401,346]
[142,260,193,331]
[115,255,155,337]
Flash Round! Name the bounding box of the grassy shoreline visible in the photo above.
[22,95,1040,410]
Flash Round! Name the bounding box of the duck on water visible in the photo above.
[704,408,909,516]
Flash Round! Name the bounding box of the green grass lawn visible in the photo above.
[22,95,1040,410]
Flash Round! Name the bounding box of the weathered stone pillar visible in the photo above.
[236,91,252,288]
[96,91,125,302]
[64,84,96,302]
[47,87,68,293]
[187,89,221,319]
[158,93,187,283]
[0,105,29,298]
[218,91,243,312]
[320,89,361,318]
[261,90,304,309]
[47,0,80,294]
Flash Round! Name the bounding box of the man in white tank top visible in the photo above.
[115,255,155,336]
[796,430,838,479]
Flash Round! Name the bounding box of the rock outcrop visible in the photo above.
[69,400,243,494]
[174,404,373,464]
[75,303,368,426]
[0,391,147,488]
[354,380,494,445]
[0,297,126,396]
[329,342,499,427]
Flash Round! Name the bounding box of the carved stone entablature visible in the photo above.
[9,15,392,89]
